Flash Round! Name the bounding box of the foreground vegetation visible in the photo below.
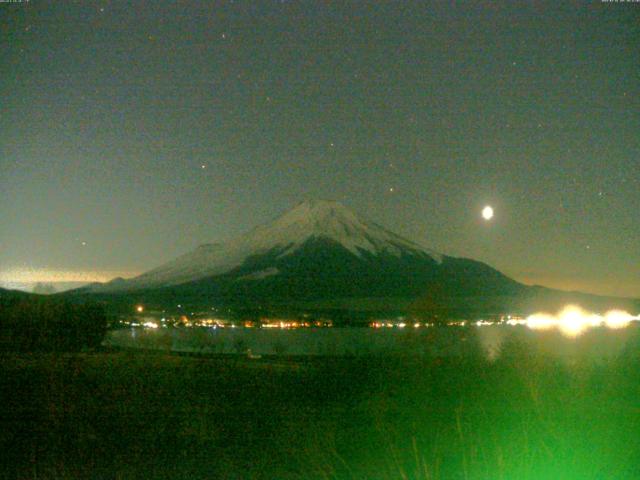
[0,295,108,353]
[3,326,640,479]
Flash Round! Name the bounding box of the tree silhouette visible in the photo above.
[0,296,108,352]
[32,282,57,295]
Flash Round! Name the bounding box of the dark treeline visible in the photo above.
[0,294,108,352]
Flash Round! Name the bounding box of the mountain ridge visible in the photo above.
[88,199,444,292]
[70,200,639,317]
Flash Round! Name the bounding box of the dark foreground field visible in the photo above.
[3,329,640,479]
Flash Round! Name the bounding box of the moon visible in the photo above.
[482,206,494,220]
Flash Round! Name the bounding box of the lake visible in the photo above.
[105,323,640,360]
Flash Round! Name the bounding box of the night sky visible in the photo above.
[1,1,638,297]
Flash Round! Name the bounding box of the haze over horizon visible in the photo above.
[1,2,638,297]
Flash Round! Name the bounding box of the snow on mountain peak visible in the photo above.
[104,200,442,290]
[247,199,440,260]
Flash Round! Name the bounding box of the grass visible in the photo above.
[2,327,640,479]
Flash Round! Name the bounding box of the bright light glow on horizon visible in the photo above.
[557,306,600,337]
[524,313,556,331]
[520,305,639,337]
[0,268,139,284]
[604,310,637,329]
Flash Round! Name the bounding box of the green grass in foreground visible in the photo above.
[2,329,640,479]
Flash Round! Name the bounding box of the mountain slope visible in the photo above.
[91,200,445,292]
[75,200,529,311]
[72,200,638,316]
[149,236,520,307]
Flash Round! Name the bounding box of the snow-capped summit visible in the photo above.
[93,200,442,291]
[241,199,442,260]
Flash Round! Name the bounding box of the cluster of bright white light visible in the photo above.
[506,305,640,337]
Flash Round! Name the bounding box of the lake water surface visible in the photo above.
[105,324,639,360]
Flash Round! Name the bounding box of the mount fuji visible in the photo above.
[103,199,446,291]
[78,201,519,305]
[74,200,636,316]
